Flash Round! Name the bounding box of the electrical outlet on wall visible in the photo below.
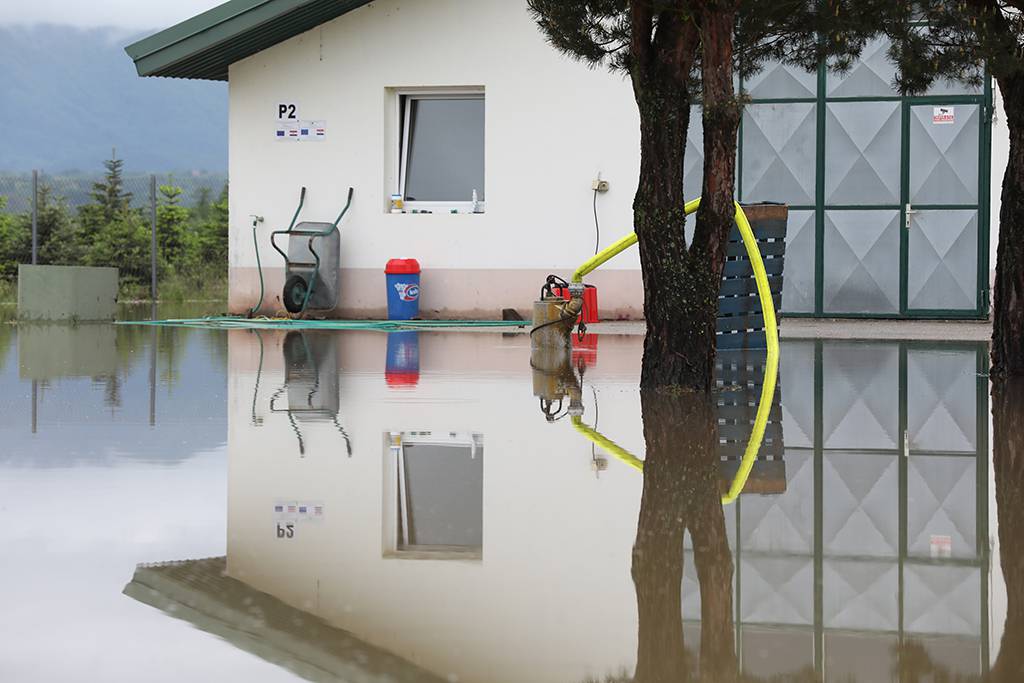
[592,178,610,193]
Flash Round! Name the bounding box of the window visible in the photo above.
[383,431,483,559]
[396,92,485,213]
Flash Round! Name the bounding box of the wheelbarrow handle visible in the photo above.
[333,187,354,228]
[288,186,307,231]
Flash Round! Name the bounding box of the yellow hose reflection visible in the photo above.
[569,199,780,505]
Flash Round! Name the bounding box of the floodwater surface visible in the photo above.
[1,319,1019,682]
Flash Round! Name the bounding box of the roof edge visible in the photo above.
[125,0,350,81]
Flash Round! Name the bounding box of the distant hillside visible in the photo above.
[0,24,227,173]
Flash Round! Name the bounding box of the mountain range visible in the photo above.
[0,24,227,173]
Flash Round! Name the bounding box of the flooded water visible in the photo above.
[1,318,1018,682]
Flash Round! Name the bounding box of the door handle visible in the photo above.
[905,203,917,229]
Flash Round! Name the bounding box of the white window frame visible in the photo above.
[395,89,486,214]
[382,430,483,560]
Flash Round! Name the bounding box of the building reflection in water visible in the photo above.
[124,331,993,682]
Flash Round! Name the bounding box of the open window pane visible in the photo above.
[404,97,485,202]
[399,442,483,550]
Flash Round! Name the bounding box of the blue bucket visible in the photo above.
[385,259,421,320]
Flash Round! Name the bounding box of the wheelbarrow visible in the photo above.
[252,186,354,315]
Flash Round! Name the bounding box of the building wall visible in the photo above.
[227,0,998,319]
[228,0,643,319]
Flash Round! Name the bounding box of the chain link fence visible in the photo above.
[0,167,228,303]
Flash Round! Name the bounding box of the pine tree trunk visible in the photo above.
[631,3,741,392]
[991,379,1024,680]
[633,78,716,391]
[692,5,741,396]
[632,390,735,682]
[993,74,1024,377]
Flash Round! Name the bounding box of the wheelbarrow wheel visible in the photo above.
[283,274,309,314]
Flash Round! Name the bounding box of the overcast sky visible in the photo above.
[0,0,224,30]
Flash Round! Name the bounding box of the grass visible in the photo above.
[0,279,14,304]
[117,264,228,303]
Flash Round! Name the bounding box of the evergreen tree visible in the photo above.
[90,149,133,223]
[196,183,229,266]
[85,211,151,285]
[157,181,192,269]
[33,184,78,266]
[883,2,1024,377]
[527,1,886,390]
[194,185,212,222]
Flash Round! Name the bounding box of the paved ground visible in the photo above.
[584,317,993,342]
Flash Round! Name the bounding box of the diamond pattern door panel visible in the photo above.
[740,450,814,554]
[907,455,977,560]
[823,453,899,557]
[781,210,815,313]
[907,210,978,311]
[821,343,899,450]
[909,104,979,205]
[745,61,817,100]
[780,341,815,448]
[904,565,981,636]
[825,102,901,205]
[907,349,978,452]
[742,103,816,205]
[824,210,900,314]
[823,559,898,630]
[826,37,897,98]
[740,556,814,626]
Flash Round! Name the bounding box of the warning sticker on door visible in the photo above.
[932,106,955,125]
[930,534,952,558]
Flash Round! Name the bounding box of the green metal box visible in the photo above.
[17,265,118,321]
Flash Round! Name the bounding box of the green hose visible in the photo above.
[248,221,265,318]
[118,317,529,331]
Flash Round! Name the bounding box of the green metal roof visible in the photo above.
[125,0,373,81]
[124,557,447,682]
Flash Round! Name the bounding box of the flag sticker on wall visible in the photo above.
[932,106,955,125]
[273,500,325,521]
[276,120,326,141]
[276,121,299,140]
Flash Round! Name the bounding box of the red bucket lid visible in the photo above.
[385,258,420,274]
[386,371,420,387]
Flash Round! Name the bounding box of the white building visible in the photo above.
[127,0,1004,320]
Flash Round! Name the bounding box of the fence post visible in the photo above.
[150,174,157,304]
[31,169,38,265]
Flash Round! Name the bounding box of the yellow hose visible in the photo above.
[571,416,644,472]
[725,201,779,504]
[571,198,702,283]
[569,198,780,504]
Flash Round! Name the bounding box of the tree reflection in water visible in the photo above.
[991,379,1024,683]
[632,389,736,683]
